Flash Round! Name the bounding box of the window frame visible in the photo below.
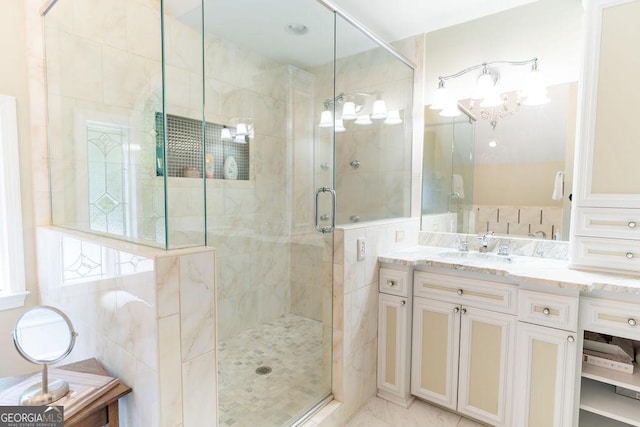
[0,94,28,310]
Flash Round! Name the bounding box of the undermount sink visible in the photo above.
[438,251,516,263]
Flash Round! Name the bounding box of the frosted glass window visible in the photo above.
[87,123,130,236]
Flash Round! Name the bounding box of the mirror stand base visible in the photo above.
[19,378,69,406]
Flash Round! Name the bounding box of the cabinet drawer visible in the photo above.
[575,208,640,239]
[571,236,640,273]
[581,297,640,340]
[379,268,411,297]
[518,290,578,332]
[414,271,516,314]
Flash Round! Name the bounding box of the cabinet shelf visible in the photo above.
[580,378,640,426]
[582,362,640,393]
[580,410,633,427]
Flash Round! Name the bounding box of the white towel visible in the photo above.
[452,174,465,199]
[552,171,564,200]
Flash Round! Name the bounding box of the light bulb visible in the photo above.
[221,127,232,140]
[354,114,372,125]
[234,134,247,144]
[480,89,503,108]
[384,110,402,125]
[430,81,448,110]
[439,100,461,117]
[371,99,387,119]
[319,110,333,127]
[236,123,248,136]
[341,101,357,120]
[474,73,495,99]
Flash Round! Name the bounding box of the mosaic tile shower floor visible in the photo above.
[217,313,330,426]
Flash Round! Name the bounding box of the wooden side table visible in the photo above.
[0,358,132,427]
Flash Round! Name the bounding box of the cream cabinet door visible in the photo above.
[574,0,640,207]
[457,306,516,427]
[377,293,412,406]
[513,322,577,427]
[411,297,460,410]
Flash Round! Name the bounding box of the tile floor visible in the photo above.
[346,397,486,427]
[217,313,331,426]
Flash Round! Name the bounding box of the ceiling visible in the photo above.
[329,0,539,43]
[167,0,540,68]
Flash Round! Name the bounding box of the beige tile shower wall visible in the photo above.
[319,218,419,426]
[36,227,217,427]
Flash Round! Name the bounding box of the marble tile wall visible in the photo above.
[313,218,420,427]
[417,231,570,260]
[474,204,563,240]
[36,227,217,427]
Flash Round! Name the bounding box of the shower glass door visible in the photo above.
[200,1,335,425]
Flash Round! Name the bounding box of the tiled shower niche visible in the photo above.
[155,113,250,180]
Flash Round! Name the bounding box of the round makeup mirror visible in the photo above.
[12,306,78,405]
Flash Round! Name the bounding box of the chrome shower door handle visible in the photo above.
[315,187,336,233]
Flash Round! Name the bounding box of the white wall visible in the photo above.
[0,0,44,378]
[423,0,584,105]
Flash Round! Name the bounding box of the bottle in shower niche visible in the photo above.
[205,153,214,178]
[223,156,238,180]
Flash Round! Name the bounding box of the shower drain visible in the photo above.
[255,366,272,375]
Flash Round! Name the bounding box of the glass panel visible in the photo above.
[163,0,206,249]
[422,113,475,233]
[201,0,335,425]
[44,0,168,248]
[334,15,414,225]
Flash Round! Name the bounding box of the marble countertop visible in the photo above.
[379,245,640,294]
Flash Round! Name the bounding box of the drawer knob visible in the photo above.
[567,335,575,343]
[542,307,551,316]
[401,300,406,306]
[457,289,464,296]
[461,308,467,315]
[454,307,460,313]
[629,318,637,327]
[629,221,637,229]
[387,280,397,287]
[626,252,634,259]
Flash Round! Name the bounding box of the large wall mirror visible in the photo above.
[422,81,577,240]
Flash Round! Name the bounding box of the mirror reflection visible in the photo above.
[14,307,75,363]
[12,306,77,406]
[422,81,577,240]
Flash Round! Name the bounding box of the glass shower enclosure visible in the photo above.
[422,110,475,233]
[43,0,413,425]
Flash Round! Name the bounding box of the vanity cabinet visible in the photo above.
[512,290,579,427]
[376,267,413,407]
[411,271,516,426]
[579,297,640,427]
[571,0,640,273]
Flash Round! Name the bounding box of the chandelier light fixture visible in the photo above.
[318,91,403,129]
[430,58,549,129]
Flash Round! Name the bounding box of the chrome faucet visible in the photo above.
[477,232,493,252]
[528,230,547,239]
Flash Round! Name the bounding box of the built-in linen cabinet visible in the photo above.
[513,289,580,427]
[579,297,640,427]
[377,266,414,407]
[571,0,640,273]
[411,270,516,426]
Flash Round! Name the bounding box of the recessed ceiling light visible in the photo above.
[488,138,498,148]
[286,23,308,35]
